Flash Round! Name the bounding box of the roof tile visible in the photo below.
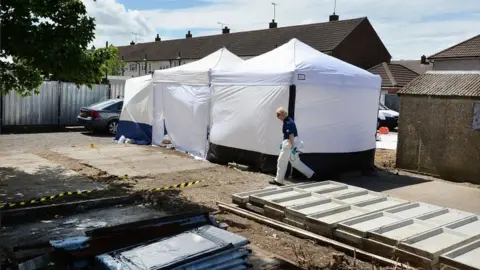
[398,71,480,97]
[368,62,419,87]
[118,18,366,61]
[428,34,480,59]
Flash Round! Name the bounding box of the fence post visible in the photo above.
[57,81,62,126]
[0,92,3,134]
[108,82,112,99]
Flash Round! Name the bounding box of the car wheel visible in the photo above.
[108,120,119,135]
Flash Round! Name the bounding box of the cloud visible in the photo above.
[85,0,480,59]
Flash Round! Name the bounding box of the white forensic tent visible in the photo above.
[209,38,382,172]
[116,75,154,145]
[152,48,244,158]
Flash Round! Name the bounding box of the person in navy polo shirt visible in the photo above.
[270,107,314,185]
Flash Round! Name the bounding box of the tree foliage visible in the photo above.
[102,46,124,76]
[0,0,115,96]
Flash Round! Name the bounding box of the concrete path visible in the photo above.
[52,144,216,177]
[338,171,480,214]
[0,152,101,203]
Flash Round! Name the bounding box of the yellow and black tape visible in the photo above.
[0,179,205,210]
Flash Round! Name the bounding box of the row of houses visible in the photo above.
[115,15,480,184]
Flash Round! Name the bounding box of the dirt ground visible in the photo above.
[2,130,470,269]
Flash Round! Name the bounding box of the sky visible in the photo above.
[84,0,480,60]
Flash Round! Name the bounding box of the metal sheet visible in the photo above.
[2,81,59,125]
[110,83,125,99]
[59,83,109,125]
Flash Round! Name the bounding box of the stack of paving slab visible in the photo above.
[232,181,480,270]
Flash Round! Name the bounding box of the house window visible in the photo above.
[141,63,146,71]
[129,63,136,71]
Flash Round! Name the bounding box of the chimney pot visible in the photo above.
[269,19,278,29]
[130,40,135,45]
[222,26,230,34]
[155,34,161,42]
[329,14,339,22]
[186,30,192,38]
[420,55,427,65]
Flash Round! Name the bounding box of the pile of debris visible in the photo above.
[8,212,252,270]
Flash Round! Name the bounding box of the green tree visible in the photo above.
[103,46,125,76]
[0,0,115,96]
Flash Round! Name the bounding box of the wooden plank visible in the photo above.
[217,202,414,269]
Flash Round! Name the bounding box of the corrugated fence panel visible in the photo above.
[110,83,125,99]
[59,83,109,125]
[3,81,59,126]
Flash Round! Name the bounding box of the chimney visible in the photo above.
[222,26,230,34]
[186,30,192,38]
[130,40,135,45]
[420,55,427,65]
[329,13,339,22]
[155,34,161,42]
[269,19,277,29]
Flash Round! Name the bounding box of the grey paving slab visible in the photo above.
[368,219,439,246]
[445,216,480,237]
[249,188,309,207]
[416,208,475,227]
[384,202,444,219]
[398,228,480,262]
[313,185,365,198]
[285,198,348,223]
[440,239,480,270]
[232,187,280,205]
[305,205,372,237]
[288,181,346,193]
[353,197,410,212]
[334,190,386,205]
[265,192,327,210]
[338,212,406,237]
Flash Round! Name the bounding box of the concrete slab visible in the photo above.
[290,181,346,193]
[305,205,372,237]
[249,188,309,207]
[398,228,480,261]
[445,216,480,237]
[354,197,410,212]
[232,187,280,206]
[385,202,444,219]
[416,208,475,227]
[266,192,327,210]
[0,152,101,202]
[338,212,406,237]
[368,219,439,246]
[440,239,480,270]
[313,185,365,198]
[334,190,386,205]
[285,198,348,223]
[52,145,216,177]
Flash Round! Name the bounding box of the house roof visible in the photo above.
[428,34,480,60]
[118,18,367,62]
[368,62,419,87]
[391,60,432,74]
[398,71,480,97]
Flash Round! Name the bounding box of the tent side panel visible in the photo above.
[162,83,210,158]
[152,84,165,145]
[116,77,154,145]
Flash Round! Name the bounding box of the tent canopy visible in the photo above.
[211,38,380,88]
[153,48,244,85]
[116,75,154,145]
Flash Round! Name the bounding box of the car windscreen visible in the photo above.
[88,100,118,110]
[379,103,389,110]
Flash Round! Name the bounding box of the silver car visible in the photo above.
[77,99,124,135]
